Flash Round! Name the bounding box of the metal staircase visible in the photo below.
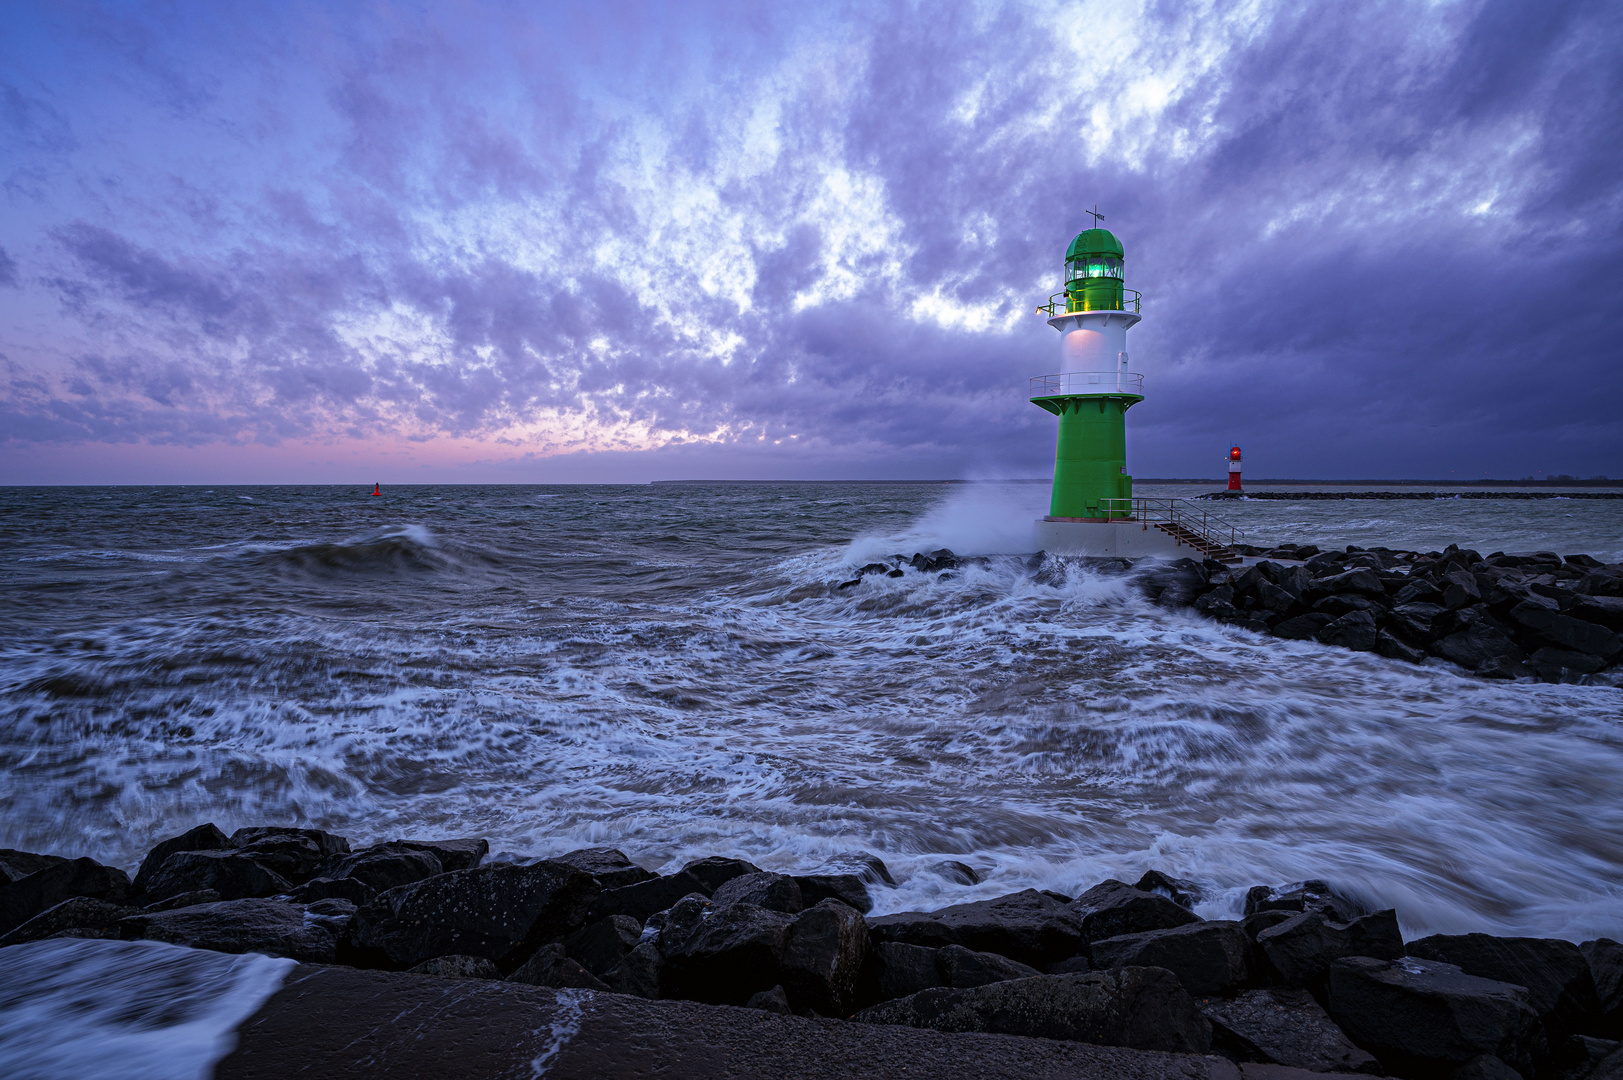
[1100,498,1245,563]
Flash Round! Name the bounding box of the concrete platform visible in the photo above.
[1035,518,1203,558]
[215,965,1337,1080]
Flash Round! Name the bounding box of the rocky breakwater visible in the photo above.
[1139,544,1623,685]
[5,828,1623,1078]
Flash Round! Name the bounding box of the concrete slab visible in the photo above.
[216,965,1279,1080]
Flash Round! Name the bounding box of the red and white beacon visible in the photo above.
[1227,445,1243,491]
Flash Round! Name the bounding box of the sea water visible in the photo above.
[1,482,1619,941]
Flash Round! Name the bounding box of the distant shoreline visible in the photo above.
[650,477,1623,487]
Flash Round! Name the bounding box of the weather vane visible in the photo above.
[1085,204,1104,228]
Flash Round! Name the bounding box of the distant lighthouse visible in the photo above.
[1227,446,1243,491]
[1029,212,1238,561]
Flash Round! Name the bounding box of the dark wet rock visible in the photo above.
[1327,955,1540,1078]
[0,849,69,888]
[407,954,500,979]
[746,984,795,1014]
[1443,570,1484,609]
[1433,622,1524,671]
[0,856,133,936]
[647,893,714,953]
[230,827,350,884]
[1244,880,1363,921]
[1584,938,1623,1038]
[302,896,357,939]
[937,944,1041,989]
[1315,594,1379,618]
[1571,594,1623,632]
[602,941,663,999]
[1307,568,1387,599]
[1447,1054,1522,1079]
[1090,920,1253,997]
[0,896,144,947]
[780,899,869,1015]
[1509,604,1617,656]
[286,876,377,906]
[1576,1039,1623,1079]
[1395,579,1444,605]
[1408,933,1602,1058]
[118,897,337,963]
[506,942,609,990]
[347,860,600,972]
[792,852,894,915]
[868,942,947,1003]
[321,842,444,894]
[1045,955,1093,975]
[1199,986,1380,1074]
[589,870,711,923]
[713,872,804,914]
[1134,870,1202,910]
[1528,646,1607,681]
[394,838,488,873]
[552,847,655,889]
[1390,602,1447,643]
[1318,610,1378,652]
[143,849,294,903]
[1275,613,1334,640]
[661,901,795,1005]
[867,889,1086,968]
[564,914,643,975]
[1377,630,1430,664]
[680,856,762,894]
[1242,910,1296,941]
[925,861,982,886]
[1257,909,1404,990]
[145,889,223,912]
[1138,557,1209,608]
[853,968,1211,1053]
[1070,880,1203,944]
[131,823,231,895]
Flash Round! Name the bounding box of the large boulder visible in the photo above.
[602,941,663,999]
[0,896,143,947]
[712,872,804,914]
[408,954,500,980]
[779,899,869,1015]
[346,860,600,972]
[936,944,1042,989]
[1244,879,1363,921]
[1509,604,1617,657]
[1257,909,1404,989]
[1200,986,1380,1074]
[588,870,710,923]
[142,850,293,903]
[1432,622,1523,672]
[552,847,654,889]
[792,852,894,915]
[1069,880,1202,944]
[660,901,794,1005]
[1326,955,1541,1078]
[229,826,350,884]
[867,889,1086,968]
[0,857,132,936]
[679,856,761,894]
[286,876,377,906]
[1408,933,1602,1064]
[1133,870,1203,910]
[0,848,68,887]
[1584,938,1623,1038]
[854,968,1211,1053]
[563,914,643,976]
[320,843,443,893]
[1318,610,1378,652]
[394,838,487,873]
[117,897,338,963]
[131,823,231,895]
[506,942,609,990]
[1089,920,1253,997]
[865,941,947,1005]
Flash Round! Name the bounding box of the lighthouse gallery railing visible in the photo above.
[1099,497,1247,552]
[1030,371,1144,396]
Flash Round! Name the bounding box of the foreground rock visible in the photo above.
[867,889,1085,968]
[118,897,339,963]
[210,957,1246,1080]
[1586,938,1623,1038]
[1200,986,1380,1074]
[855,968,1212,1054]
[1256,909,1404,990]
[0,896,143,946]
[662,898,868,1015]
[1327,955,1541,1078]
[0,856,131,936]
[347,861,600,971]
[1091,920,1254,997]
[1071,880,1203,943]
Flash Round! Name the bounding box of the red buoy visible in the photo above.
[371,483,381,496]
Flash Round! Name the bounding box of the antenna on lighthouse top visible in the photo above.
[1085,205,1105,228]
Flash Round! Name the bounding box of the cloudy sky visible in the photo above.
[1,0,1618,484]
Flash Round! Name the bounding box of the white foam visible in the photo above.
[0,939,295,1080]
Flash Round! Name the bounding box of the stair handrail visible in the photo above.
[1099,497,1246,552]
